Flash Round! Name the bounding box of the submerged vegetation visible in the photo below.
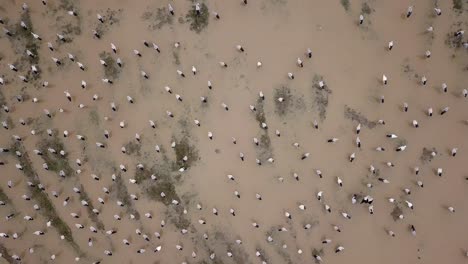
[185,3,209,33]
[0,243,14,263]
[420,147,438,163]
[142,7,174,30]
[10,142,80,253]
[112,174,140,220]
[274,86,293,116]
[89,109,100,126]
[344,105,377,128]
[340,0,350,11]
[79,185,105,230]
[172,136,199,170]
[453,0,463,11]
[252,98,274,160]
[312,75,332,121]
[361,2,372,15]
[391,205,403,221]
[37,135,74,177]
[55,0,82,36]
[124,141,142,156]
[0,186,11,204]
[255,98,267,125]
[99,52,120,79]
[6,11,41,80]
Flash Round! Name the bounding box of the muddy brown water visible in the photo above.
[0,0,467,263]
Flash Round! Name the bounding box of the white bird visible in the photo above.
[317,191,323,200]
[441,83,448,93]
[405,200,414,209]
[421,76,427,85]
[396,145,407,152]
[406,6,413,18]
[425,50,431,58]
[337,177,343,187]
[382,74,388,85]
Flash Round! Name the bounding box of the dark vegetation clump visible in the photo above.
[89,109,100,126]
[137,160,180,206]
[172,137,199,170]
[312,75,332,121]
[166,205,191,229]
[391,205,403,221]
[124,141,141,156]
[258,134,273,160]
[420,147,437,163]
[340,0,350,11]
[344,105,377,128]
[7,11,41,80]
[453,0,463,10]
[0,187,11,204]
[312,248,325,263]
[10,142,80,253]
[361,2,372,15]
[445,31,465,49]
[255,98,266,125]
[95,9,123,36]
[99,52,120,79]
[0,244,14,263]
[185,3,209,33]
[78,185,105,230]
[112,174,140,220]
[142,7,174,30]
[173,51,181,65]
[56,0,82,36]
[37,135,74,177]
[274,86,293,116]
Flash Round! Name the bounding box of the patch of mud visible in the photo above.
[344,105,377,128]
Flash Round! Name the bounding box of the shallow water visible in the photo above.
[0,0,467,263]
